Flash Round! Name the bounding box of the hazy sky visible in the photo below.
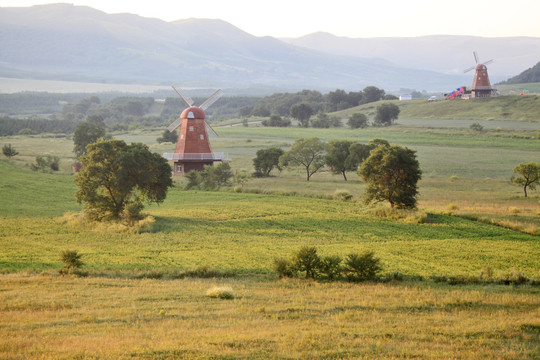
[1,0,539,38]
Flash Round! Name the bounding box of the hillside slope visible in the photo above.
[334,96,540,122]
[0,4,458,91]
[499,62,540,84]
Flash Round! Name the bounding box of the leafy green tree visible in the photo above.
[293,246,321,279]
[359,145,421,208]
[311,111,332,128]
[253,147,284,177]
[345,142,372,173]
[513,162,540,197]
[86,114,105,127]
[362,86,385,103]
[261,115,291,127]
[319,255,343,281]
[343,251,381,282]
[368,138,390,149]
[31,155,60,172]
[2,143,18,158]
[157,129,178,144]
[326,139,356,181]
[75,139,173,220]
[347,113,368,129]
[290,103,313,128]
[73,122,106,158]
[251,105,271,117]
[373,103,400,126]
[279,137,327,181]
[59,250,84,275]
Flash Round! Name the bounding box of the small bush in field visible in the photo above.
[59,250,84,275]
[273,257,296,278]
[318,255,343,280]
[343,251,382,282]
[206,286,235,300]
[293,246,321,279]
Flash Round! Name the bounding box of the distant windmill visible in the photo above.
[163,86,228,175]
[464,51,497,98]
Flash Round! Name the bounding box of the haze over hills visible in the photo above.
[282,32,540,82]
[0,3,537,93]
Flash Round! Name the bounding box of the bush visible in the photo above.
[293,246,321,279]
[206,286,235,300]
[59,250,84,275]
[470,122,484,132]
[343,251,382,282]
[318,255,343,280]
[31,155,60,172]
[274,257,296,278]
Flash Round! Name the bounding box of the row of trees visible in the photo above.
[260,103,400,129]
[245,86,389,118]
[253,138,422,208]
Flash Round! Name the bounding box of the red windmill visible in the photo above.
[464,51,497,98]
[164,87,228,175]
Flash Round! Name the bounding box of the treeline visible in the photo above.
[242,86,392,117]
[0,116,78,136]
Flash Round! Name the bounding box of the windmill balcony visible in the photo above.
[163,152,229,162]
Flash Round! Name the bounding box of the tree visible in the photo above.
[253,147,285,177]
[156,129,178,144]
[73,122,106,158]
[343,251,381,282]
[2,144,18,158]
[359,145,421,208]
[326,139,356,181]
[345,142,372,172]
[311,111,332,128]
[373,103,400,126]
[31,155,60,172]
[261,115,291,127]
[75,139,173,220]
[513,162,540,197]
[279,137,327,181]
[290,103,313,128]
[362,86,385,103]
[347,113,368,129]
[293,246,321,279]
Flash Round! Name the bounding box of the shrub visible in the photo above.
[319,255,343,280]
[59,250,84,275]
[343,251,382,282]
[334,190,353,201]
[31,155,60,172]
[206,286,235,299]
[274,257,296,278]
[293,246,321,279]
[184,170,201,190]
[470,122,484,132]
[2,144,18,158]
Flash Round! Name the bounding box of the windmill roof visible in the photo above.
[181,106,205,120]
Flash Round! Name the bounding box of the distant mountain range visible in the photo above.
[1,4,538,93]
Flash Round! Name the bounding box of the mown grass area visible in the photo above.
[1,162,538,277]
[1,274,539,359]
[333,95,540,122]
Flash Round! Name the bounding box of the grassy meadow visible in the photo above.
[1,107,539,358]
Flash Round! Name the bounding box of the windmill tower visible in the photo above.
[163,87,228,175]
[464,51,496,98]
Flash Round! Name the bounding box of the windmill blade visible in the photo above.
[463,65,476,73]
[473,51,479,64]
[172,86,194,107]
[205,120,219,137]
[482,59,494,66]
[167,117,182,132]
[199,89,223,111]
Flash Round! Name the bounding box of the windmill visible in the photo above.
[464,51,497,98]
[163,87,228,175]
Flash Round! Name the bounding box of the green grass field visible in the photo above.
[1,109,539,359]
